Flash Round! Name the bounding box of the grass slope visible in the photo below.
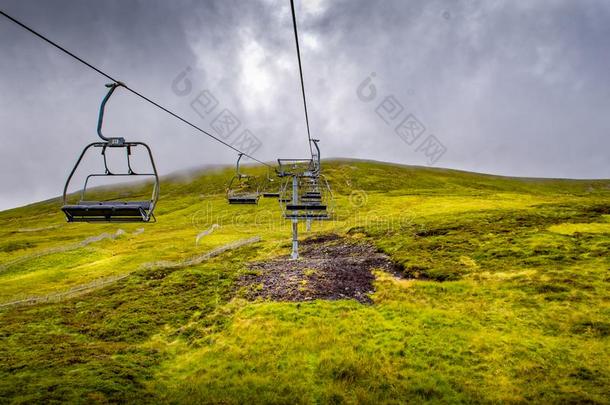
[0,160,609,404]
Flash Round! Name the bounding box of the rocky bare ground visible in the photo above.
[239,234,402,303]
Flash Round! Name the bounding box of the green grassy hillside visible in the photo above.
[0,159,609,403]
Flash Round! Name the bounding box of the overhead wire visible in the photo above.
[289,0,314,157]
[0,9,271,168]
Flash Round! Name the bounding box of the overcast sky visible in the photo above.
[1,0,609,210]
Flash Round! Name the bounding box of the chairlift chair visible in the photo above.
[261,169,280,198]
[298,181,323,205]
[301,178,322,200]
[279,175,332,221]
[277,140,334,220]
[227,153,260,204]
[61,83,160,223]
[276,158,315,178]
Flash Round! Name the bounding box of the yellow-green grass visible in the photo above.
[154,271,608,403]
[548,222,610,235]
[0,159,608,403]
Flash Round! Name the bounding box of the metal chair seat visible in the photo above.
[286,204,326,211]
[227,153,260,205]
[228,195,259,204]
[62,200,153,222]
[284,213,329,220]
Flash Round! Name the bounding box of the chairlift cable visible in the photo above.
[0,9,271,168]
[289,0,314,157]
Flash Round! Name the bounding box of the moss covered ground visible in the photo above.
[0,159,608,403]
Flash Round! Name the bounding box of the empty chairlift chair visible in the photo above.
[61,83,160,222]
[301,178,322,202]
[280,176,331,221]
[276,158,313,204]
[276,140,334,221]
[261,169,280,198]
[297,140,323,204]
[227,153,260,204]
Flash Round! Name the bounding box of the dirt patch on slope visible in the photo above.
[239,234,402,304]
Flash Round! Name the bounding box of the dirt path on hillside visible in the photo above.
[239,234,402,304]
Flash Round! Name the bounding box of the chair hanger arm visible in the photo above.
[97,82,125,143]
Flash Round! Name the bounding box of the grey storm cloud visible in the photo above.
[0,0,609,210]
